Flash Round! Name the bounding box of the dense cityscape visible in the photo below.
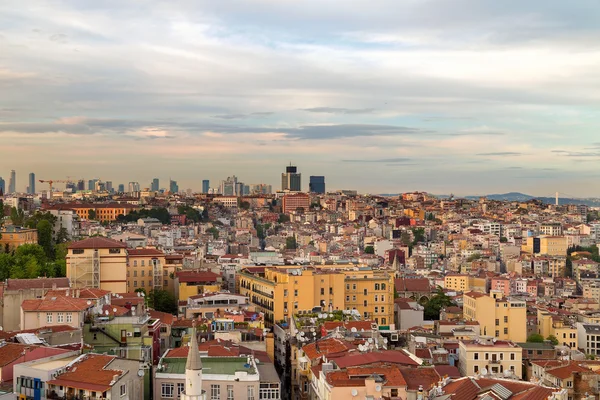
[0,164,598,400]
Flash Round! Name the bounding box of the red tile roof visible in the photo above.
[176,270,221,283]
[398,367,440,391]
[128,248,165,256]
[44,288,110,299]
[68,237,127,249]
[325,363,407,388]
[6,278,69,291]
[303,338,353,360]
[333,350,418,368]
[322,321,376,332]
[394,278,431,293]
[149,310,175,325]
[433,365,460,378]
[21,296,94,312]
[47,354,122,392]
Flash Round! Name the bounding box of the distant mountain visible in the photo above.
[381,192,600,207]
[465,192,534,201]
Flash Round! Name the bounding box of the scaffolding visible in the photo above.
[152,258,162,289]
[69,254,95,288]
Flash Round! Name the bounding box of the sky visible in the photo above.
[1,0,600,196]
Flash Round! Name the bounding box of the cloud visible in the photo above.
[552,151,600,157]
[342,157,413,163]
[49,33,68,43]
[476,152,523,156]
[301,107,376,114]
[212,112,274,119]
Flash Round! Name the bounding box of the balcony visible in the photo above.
[489,359,501,364]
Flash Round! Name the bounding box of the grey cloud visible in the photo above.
[342,157,413,163]
[212,112,274,119]
[476,152,522,156]
[553,151,600,157]
[49,33,68,43]
[445,131,506,137]
[281,124,428,140]
[301,107,375,114]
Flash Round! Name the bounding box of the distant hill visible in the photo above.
[403,192,600,207]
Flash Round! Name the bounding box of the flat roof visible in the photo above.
[29,356,79,371]
[161,357,257,376]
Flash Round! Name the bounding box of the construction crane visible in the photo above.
[39,179,73,192]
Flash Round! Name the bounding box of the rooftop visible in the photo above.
[68,237,128,250]
[159,357,257,376]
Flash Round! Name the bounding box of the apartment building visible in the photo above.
[458,337,523,378]
[20,296,94,330]
[0,225,38,251]
[523,236,568,257]
[127,248,168,293]
[238,265,394,327]
[463,291,527,342]
[44,202,138,222]
[282,193,310,214]
[537,308,577,348]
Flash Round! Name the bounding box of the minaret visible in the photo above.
[180,322,206,400]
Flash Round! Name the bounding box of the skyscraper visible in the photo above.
[8,170,16,194]
[88,179,98,191]
[105,181,113,193]
[309,176,326,194]
[28,172,35,194]
[281,164,301,191]
[0,177,5,195]
[151,178,159,192]
[118,184,125,193]
[128,182,140,193]
[77,180,85,191]
[202,180,210,194]
[169,179,179,193]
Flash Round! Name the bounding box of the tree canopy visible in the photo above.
[527,333,544,343]
[423,287,456,320]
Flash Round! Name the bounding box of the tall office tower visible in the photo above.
[0,177,5,195]
[118,184,125,193]
[96,181,106,192]
[105,181,113,193]
[65,181,76,193]
[88,179,99,191]
[169,179,179,193]
[281,164,301,191]
[309,176,326,194]
[76,180,85,191]
[242,185,250,196]
[8,170,16,193]
[220,176,239,195]
[202,180,210,194]
[128,182,140,193]
[151,178,159,192]
[28,172,36,194]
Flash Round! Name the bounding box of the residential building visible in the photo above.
[176,270,223,301]
[0,343,73,387]
[537,308,577,348]
[66,237,128,293]
[20,296,94,330]
[395,298,424,331]
[46,208,81,240]
[458,337,523,377]
[576,323,600,356]
[45,353,144,400]
[309,176,325,193]
[463,291,527,342]
[522,236,568,256]
[531,360,600,400]
[238,265,395,327]
[0,225,38,251]
[0,277,70,331]
[127,248,167,292]
[42,202,138,222]
[281,164,301,191]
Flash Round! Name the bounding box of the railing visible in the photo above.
[489,359,501,364]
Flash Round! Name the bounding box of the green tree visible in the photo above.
[278,214,290,223]
[88,209,97,220]
[149,289,177,314]
[423,287,456,320]
[500,237,508,243]
[55,227,70,243]
[546,335,559,345]
[286,236,297,250]
[527,333,544,343]
[37,220,54,259]
[239,201,250,210]
[10,207,25,225]
[467,253,482,262]
[25,211,57,229]
[364,246,375,254]
[207,227,219,239]
[412,228,426,245]
[400,231,412,246]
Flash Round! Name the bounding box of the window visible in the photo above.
[353,296,356,301]
[510,353,515,360]
[134,271,137,277]
[375,295,378,302]
[134,281,138,287]
[57,313,64,323]
[73,249,84,254]
[227,385,234,400]
[141,260,145,266]
[133,260,137,267]
[474,353,479,360]
[141,281,145,287]
[294,290,298,296]
[110,248,121,254]
[381,295,385,302]
[504,328,508,334]
[346,296,350,301]
[47,313,53,324]
[352,284,356,290]
[375,307,379,313]
[248,386,255,400]
[567,381,573,388]
[381,318,386,325]
[161,383,174,398]
[141,270,145,277]
[375,283,380,290]
[284,289,288,297]
[495,319,499,326]
[320,288,324,295]
[346,284,350,290]
[259,383,280,400]
[364,289,368,295]
[329,287,333,295]
[120,384,126,397]
[66,313,72,323]
[381,283,386,290]
[177,383,184,396]
[364,300,368,306]
[474,365,479,373]
[164,280,168,286]
[211,384,220,400]
[495,330,499,337]
[381,307,385,313]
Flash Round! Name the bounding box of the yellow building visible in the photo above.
[176,270,223,301]
[0,225,38,251]
[536,308,577,348]
[444,274,487,293]
[238,265,394,327]
[127,248,170,293]
[47,202,138,222]
[458,337,523,377]
[522,236,568,256]
[463,291,527,342]
[66,237,128,293]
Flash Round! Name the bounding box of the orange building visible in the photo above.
[0,225,38,251]
[282,193,310,214]
[44,203,139,222]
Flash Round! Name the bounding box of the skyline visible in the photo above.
[2,1,600,196]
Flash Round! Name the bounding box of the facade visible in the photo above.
[43,203,138,222]
[576,323,600,356]
[238,265,395,327]
[20,296,94,330]
[66,237,128,293]
[309,176,325,194]
[202,180,209,193]
[0,225,38,251]
[537,308,577,348]
[282,193,310,214]
[458,337,523,377]
[47,208,81,240]
[463,291,527,342]
[127,248,167,293]
[281,165,301,191]
[523,236,568,256]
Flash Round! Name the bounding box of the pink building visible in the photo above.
[491,277,511,296]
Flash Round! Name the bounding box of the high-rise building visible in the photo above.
[219,176,239,196]
[151,178,159,192]
[128,182,140,193]
[66,181,76,193]
[76,180,85,191]
[0,177,5,195]
[88,179,98,191]
[309,176,325,194]
[202,180,210,194]
[105,181,113,193]
[281,164,301,191]
[28,172,35,194]
[117,184,125,193]
[8,170,16,194]
[249,183,272,195]
[169,179,179,193]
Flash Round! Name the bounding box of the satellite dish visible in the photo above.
[375,385,381,392]
[368,338,373,343]
[300,331,305,336]
[105,310,109,316]
[131,306,136,311]
[328,313,333,318]
[313,332,316,337]
[137,370,144,377]
[351,389,358,397]
[141,292,145,297]
[481,368,488,375]
[351,327,357,333]
[113,308,117,313]
[383,338,388,343]
[87,301,92,306]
